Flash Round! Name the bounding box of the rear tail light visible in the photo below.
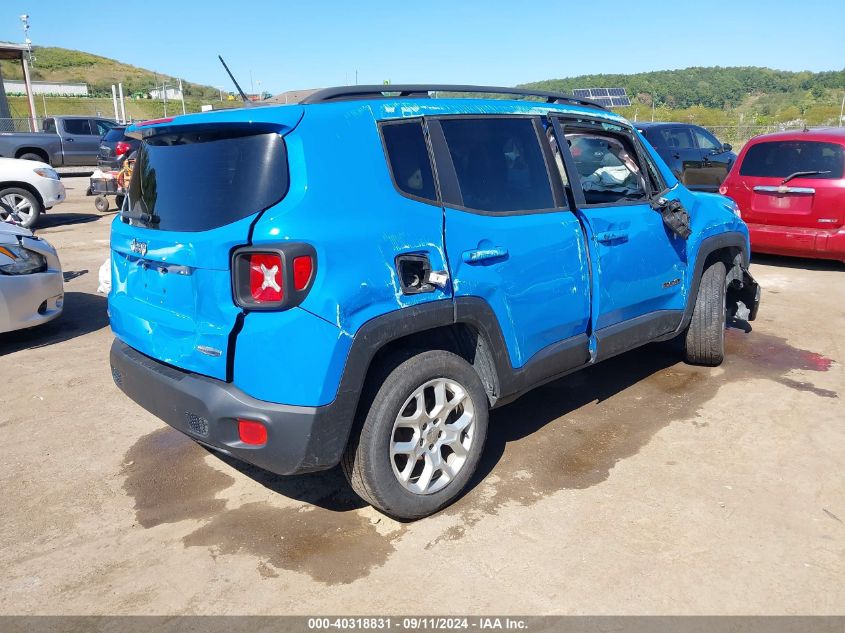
[238,419,267,445]
[115,141,132,156]
[232,244,316,310]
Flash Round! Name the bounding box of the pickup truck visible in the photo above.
[0,115,117,167]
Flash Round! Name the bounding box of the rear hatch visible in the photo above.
[736,139,845,229]
[109,115,298,380]
[98,127,124,161]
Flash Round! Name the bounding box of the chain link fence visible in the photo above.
[0,117,44,133]
[700,125,806,148]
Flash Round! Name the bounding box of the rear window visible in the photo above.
[126,130,288,232]
[740,141,845,179]
[103,127,127,142]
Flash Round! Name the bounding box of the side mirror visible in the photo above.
[722,142,732,153]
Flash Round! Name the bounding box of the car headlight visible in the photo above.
[33,167,59,181]
[0,244,47,274]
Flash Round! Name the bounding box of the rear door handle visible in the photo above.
[462,246,508,263]
[595,230,629,244]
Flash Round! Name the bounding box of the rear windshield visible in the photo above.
[126,130,288,232]
[740,141,844,179]
[103,127,127,142]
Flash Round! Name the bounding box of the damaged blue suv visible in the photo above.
[109,85,761,519]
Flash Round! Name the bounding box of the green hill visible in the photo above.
[0,46,220,100]
[522,66,845,127]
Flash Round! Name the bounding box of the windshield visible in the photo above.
[740,141,844,179]
[125,129,288,232]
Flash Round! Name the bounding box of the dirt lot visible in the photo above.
[1,177,843,615]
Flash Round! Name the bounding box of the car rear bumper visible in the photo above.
[109,339,350,475]
[40,178,66,209]
[0,269,63,333]
[747,222,845,262]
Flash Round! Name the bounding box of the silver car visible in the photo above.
[0,222,63,333]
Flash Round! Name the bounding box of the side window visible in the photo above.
[565,131,648,205]
[637,139,668,194]
[439,117,554,213]
[42,119,55,134]
[63,119,93,135]
[659,127,694,150]
[381,120,437,203]
[693,127,721,151]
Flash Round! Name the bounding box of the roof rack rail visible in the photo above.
[300,84,608,110]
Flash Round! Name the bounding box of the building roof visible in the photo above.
[0,41,29,60]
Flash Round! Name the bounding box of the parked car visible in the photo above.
[0,157,66,228]
[97,126,140,170]
[108,85,760,519]
[0,115,117,167]
[719,128,845,263]
[636,122,736,192]
[0,220,63,333]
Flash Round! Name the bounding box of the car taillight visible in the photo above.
[115,141,132,156]
[232,244,316,310]
[248,253,284,302]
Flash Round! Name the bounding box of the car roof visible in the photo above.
[745,127,845,145]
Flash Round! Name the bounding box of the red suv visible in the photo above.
[720,128,845,262]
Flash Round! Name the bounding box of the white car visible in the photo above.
[0,157,66,228]
[0,222,63,333]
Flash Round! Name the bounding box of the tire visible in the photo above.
[18,152,46,163]
[0,187,42,229]
[94,195,110,213]
[684,260,727,366]
[342,350,489,520]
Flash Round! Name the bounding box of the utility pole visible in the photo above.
[118,82,126,124]
[19,14,38,132]
[111,85,119,122]
[651,93,656,122]
[840,92,844,128]
[178,78,186,115]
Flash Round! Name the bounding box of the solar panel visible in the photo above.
[572,87,630,108]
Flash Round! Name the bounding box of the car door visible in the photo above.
[60,118,95,165]
[430,115,591,373]
[691,126,734,190]
[551,117,687,358]
[660,126,704,189]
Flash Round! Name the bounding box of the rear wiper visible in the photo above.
[120,207,160,226]
[781,170,830,184]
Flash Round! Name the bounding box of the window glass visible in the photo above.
[42,119,55,134]
[127,130,289,232]
[739,141,844,179]
[638,139,667,193]
[95,120,115,136]
[63,118,92,135]
[659,127,694,150]
[545,125,569,189]
[381,121,437,202]
[693,127,721,151]
[103,127,127,142]
[566,132,648,204]
[440,118,554,212]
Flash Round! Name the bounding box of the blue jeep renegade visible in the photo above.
[109,85,761,519]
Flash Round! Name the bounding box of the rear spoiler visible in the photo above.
[125,107,305,140]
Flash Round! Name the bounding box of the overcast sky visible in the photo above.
[1,0,842,94]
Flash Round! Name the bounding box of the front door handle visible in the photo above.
[595,230,629,244]
[462,246,508,263]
